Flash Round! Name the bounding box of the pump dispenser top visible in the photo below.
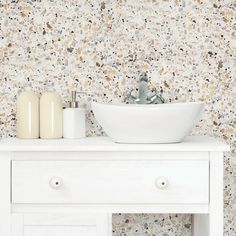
[68,91,86,108]
[69,91,79,108]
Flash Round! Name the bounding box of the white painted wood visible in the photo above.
[22,213,109,236]
[107,214,112,236]
[0,136,230,152]
[0,136,227,236]
[12,160,209,204]
[0,152,11,236]
[11,214,24,236]
[24,226,96,236]
[23,213,98,225]
[96,213,111,236]
[192,152,224,236]
[12,151,209,161]
[23,213,109,228]
[12,203,209,214]
[208,152,224,236]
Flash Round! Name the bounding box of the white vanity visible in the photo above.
[0,136,229,236]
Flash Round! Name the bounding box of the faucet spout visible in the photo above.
[138,73,149,104]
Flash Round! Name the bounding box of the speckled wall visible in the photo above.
[0,0,235,235]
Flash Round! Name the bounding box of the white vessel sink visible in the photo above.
[91,101,204,144]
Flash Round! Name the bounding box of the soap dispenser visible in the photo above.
[63,91,86,139]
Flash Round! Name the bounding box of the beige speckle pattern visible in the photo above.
[0,0,235,235]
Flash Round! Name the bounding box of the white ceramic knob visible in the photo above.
[49,177,63,189]
[155,177,169,190]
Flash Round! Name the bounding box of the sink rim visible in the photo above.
[92,101,204,108]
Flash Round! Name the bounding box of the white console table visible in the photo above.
[0,136,229,236]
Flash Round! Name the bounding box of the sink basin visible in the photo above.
[91,102,204,144]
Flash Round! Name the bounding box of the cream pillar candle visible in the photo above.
[16,91,39,139]
[40,92,63,139]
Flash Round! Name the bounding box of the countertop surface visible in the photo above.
[0,136,230,152]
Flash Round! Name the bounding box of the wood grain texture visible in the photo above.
[12,160,209,204]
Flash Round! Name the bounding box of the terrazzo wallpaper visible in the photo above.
[0,0,235,235]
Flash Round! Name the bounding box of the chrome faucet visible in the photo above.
[124,73,165,104]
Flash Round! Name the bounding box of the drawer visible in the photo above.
[12,160,209,204]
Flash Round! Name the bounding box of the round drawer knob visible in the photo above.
[49,177,63,189]
[155,177,169,190]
